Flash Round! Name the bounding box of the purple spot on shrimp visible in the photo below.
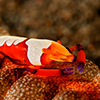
[79,66,84,73]
[64,71,74,75]
[60,67,74,75]
[77,62,84,73]
[61,67,73,71]
[72,55,77,62]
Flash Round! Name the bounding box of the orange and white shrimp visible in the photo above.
[0,36,85,76]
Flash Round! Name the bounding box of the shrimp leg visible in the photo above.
[69,44,85,72]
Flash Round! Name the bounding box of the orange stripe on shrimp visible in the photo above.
[0,36,85,77]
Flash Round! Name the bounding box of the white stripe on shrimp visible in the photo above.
[0,36,26,46]
[25,39,52,65]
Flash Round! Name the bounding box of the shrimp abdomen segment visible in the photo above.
[0,36,30,65]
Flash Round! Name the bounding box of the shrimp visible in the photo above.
[0,36,85,76]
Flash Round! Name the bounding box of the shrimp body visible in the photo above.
[0,36,52,66]
[0,36,85,76]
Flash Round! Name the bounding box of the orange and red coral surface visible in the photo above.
[0,55,100,100]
